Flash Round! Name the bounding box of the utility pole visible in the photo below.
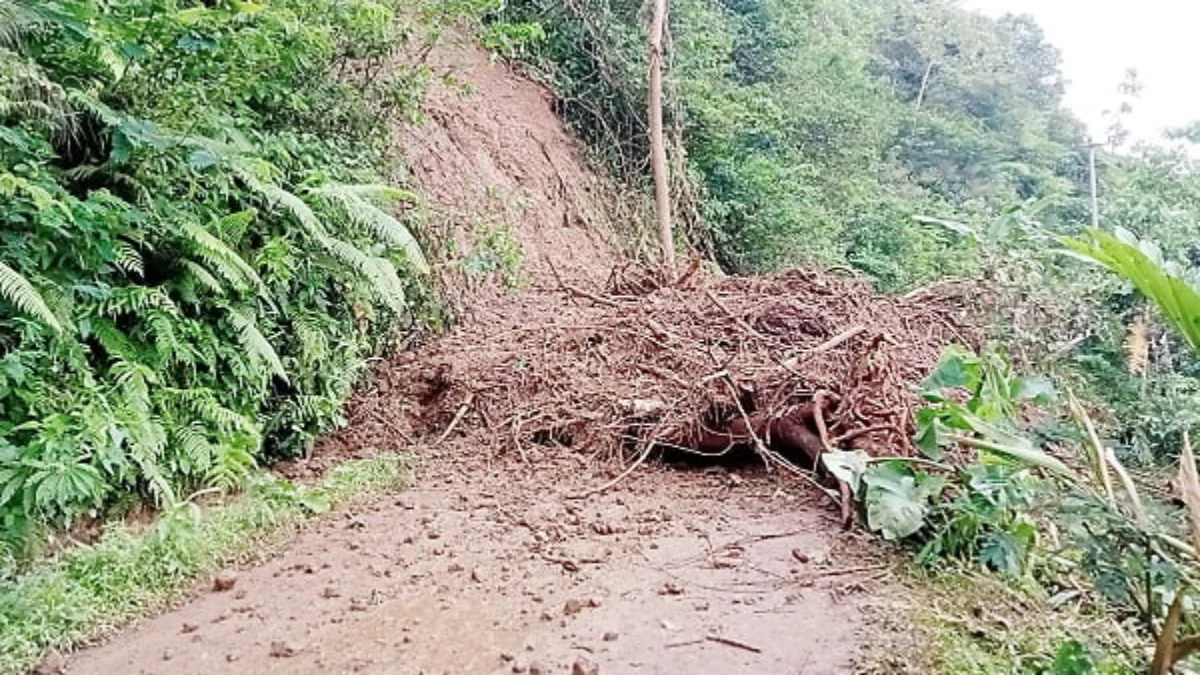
[1088,141,1101,228]
[648,0,675,277]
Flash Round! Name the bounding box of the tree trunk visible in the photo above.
[648,0,675,277]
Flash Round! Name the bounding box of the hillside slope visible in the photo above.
[398,41,626,309]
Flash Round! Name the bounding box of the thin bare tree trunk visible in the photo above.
[648,0,675,276]
[915,60,934,109]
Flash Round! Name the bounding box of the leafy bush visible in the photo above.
[0,0,489,561]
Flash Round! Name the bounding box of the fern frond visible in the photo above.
[323,237,408,312]
[292,311,331,366]
[227,307,288,382]
[310,183,429,273]
[114,240,144,277]
[215,209,257,244]
[146,309,194,366]
[207,443,255,489]
[181,259,225,295]
[91,318,141,362]
[172,423,214,477]
[96,286,176,317]
[181,220,265,295]
[0,260,61,332]
[168,388,260,438]
[256,183,330,239]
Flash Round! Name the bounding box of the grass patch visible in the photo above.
[914,571,1139,674]
[0,456,410,674]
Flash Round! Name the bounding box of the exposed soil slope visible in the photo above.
[398,40,626,309]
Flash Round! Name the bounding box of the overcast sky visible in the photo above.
[965,0,1200,144]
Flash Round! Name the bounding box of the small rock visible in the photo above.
[321,586,341,599]
[448,563,464,573]
[791,549,810,564]
[181,622,199,634]
[213,570,238,592]
[572,657,600,675]
[500,651,515,662]
[233,589,248,600]
[471,568,484,583]
[402,535,415,544]
[427,531,441,540]
[564,599,586,615]
[527,661,548,675]
[602,631,619,642]
[35,652,66,675]
[349,597,369,612]
[225,653,240,663]
[269,641,299,658]
[561,559,580,573]
[591,522,614,535]
[511,659,528,673]
[162,649,174,661]
[658,581,684,596]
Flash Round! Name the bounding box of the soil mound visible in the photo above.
[397,42,629,310]
[321,269,977,488]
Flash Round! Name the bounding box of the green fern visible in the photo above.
[113,241,144,277]
[0,261,61,332]
[90,318,142,363]
[167,388,260,438]
[257,182,407,311]
[310,183,429,273]
[226,307,288,382]
[180,220,265,296]
[180,259,226,296]
[171,422,215,478]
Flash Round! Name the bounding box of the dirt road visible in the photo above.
[66,445,886,675]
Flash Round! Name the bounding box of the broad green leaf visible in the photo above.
[862,462,945,540]
[821,450,870,494]
[1015,375,1056,405]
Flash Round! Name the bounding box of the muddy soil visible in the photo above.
[65,446,892,675]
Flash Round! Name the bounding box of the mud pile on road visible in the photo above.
[320,268,978,483]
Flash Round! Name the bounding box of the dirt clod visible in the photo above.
[213,571,239,592]
[180,622,198,634]
[527,661,548,675]
[269,640,299,658]
[602,631,619,642]
[572,657,600,675]
[564,599,586,616]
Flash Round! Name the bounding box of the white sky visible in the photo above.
[965,0,1200,143]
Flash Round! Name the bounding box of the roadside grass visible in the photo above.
[855,565,1141,674]
[915,571,1139,674]
[0,456,410,674]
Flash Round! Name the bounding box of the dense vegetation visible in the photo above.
[0,0,493,567]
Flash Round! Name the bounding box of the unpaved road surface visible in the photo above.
[66,448,887,674]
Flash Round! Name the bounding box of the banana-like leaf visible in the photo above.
[1063,228,1200,354]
